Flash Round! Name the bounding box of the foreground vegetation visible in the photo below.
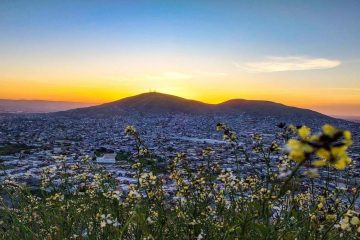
[0,123,359,239]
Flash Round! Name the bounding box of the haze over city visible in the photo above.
[1,0,360,117]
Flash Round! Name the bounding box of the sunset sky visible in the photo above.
[1,0,359,116]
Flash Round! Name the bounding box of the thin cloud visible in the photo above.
[235,56,341,73]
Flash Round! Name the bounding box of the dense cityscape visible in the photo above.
[1,110,359,196]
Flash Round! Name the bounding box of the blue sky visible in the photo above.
[0,0,359,115]
[2,0,359,56]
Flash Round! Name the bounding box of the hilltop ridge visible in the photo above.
[57,92,332,121]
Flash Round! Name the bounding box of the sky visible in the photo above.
[0,0,360,116]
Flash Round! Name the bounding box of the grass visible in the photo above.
[0,123,359,239]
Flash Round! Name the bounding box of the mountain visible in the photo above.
[217,99,326,119]
[57,92,332,121]
[59,93,212,116]
[0,99,94,113]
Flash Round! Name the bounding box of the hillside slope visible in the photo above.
[57,92,332,122]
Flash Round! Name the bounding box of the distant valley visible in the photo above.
[0,99,94,113]
[332,115,360,123]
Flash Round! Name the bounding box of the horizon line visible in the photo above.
[1,92,360,118]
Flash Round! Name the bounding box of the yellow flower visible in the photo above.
[202,147,214,157]
[328,146,352,170]
[343,130,351,140]
[316,148,330,160]
[287,124,297,134]
[343,130,353,146]
[326,214,337,221]
[287,139,313,162]
[313,158,329,168]
[351,216,359,225]
[317,202,323,209]
[298,126,311,139]
[132,163,141,169]
[124,125,137,135]
[341,222,350,231]
[216,123,225,131]
[333,160,345,170]
[331,146,347,158]
[333,157,351,170]
[304,168,319,178]
[311,134,352,170]
[322,124,337,137]
[309,135,319,141]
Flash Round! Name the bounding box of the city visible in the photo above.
[1,107,359,195]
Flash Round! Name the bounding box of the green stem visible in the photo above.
[278,160,305,198]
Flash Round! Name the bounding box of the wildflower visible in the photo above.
[112,218,121,227]
[287,124,353,170]
[351,216,359,225]
[132,162,141,169]
[304,168,319,178]
[53,155,67,162]
[139,172,157,187]
[270,141,281,152]
[147,217,154,224]
[252,133,262,142]
[216,123,225,131]
[298,126,311,140]
[197,230,204,240]
[313,146,352,170]
[223,131,237,142]
[287,124,298,134]
[216,123,237,143]
[287,139,313,162]
[46,193,64,203]
[125,125,137,135]
[139,147,148,156]
[340,222,350,231]
[143,235,154,240]
[326,214,337,221]
[322,124,337,137]
[202,147,214,157]
[99,214,113,228]
[103,190,122,201]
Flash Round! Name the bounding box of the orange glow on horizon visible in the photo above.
[2,77,360,117]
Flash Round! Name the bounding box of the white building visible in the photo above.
[96,153,116,164]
